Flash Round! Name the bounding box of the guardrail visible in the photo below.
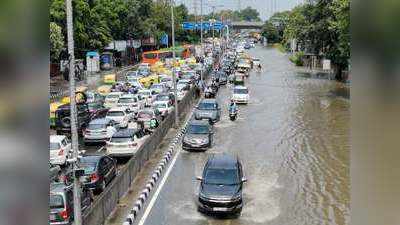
[82,71,208,225]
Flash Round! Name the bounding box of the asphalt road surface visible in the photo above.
[131,46,350,225]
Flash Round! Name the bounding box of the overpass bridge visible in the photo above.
[229,21,264,31]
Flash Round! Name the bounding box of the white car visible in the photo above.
[153,101,174,118]
[159,75,173,89]
[117,94,144,113]
[231,85,250,104]
[104,92,124,108]
[83,118,119,144]
[138,89,155,107]
[106,107,133,128]
[50,135,72,165]
[106,129,148,157]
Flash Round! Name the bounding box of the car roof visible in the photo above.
[112,129,138,137]
[188,120,210,126]
[107,92,123,96]
[89,118,111,124]
[234,85,248,89]
[207,153,238,170]
[108,107,128,112]
[50,182,71,193]
[200,98,217,104]
[50,135,66,142]
[120,94,137,98]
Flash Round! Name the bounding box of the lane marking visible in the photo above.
[137,145,181,225]
[137,97,199,225]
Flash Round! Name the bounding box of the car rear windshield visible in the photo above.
[87,123,106,130]
[187,124,209,134]
[49,194,64,209]
[204,168,239,185]
[138,112,152,119]
[156,103,167,108]
[198,102,217,110]
[81,163,97,174]
[107,111,124,117]
[50,142,60,151]
[156,95,169,101]
[119,98,137,103]
[106,94,120,99]
[111,137,132,143]
[234,88,248,94]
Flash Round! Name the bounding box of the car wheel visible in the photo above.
[61,117,71,127]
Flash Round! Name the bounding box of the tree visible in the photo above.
[50,22,64,62]
[261,21,280,43]
[239,7,261,21]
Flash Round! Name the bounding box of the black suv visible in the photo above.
[79,155,117,193]
[196,154,247,216]
[55,103,91,136]
[49,182,93,225]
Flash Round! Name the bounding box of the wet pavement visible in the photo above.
[132,46,349,225]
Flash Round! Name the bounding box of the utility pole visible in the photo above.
[200,0,203,82]
[170,0,179,126]
[66,0,82,224]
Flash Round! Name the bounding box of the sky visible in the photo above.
[175,0,306,20]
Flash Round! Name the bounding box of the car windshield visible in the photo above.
[187,124,209,134]
[139,91,150,96]
[119,98,137,103]
[204,168,239,185]
[87,102,100,110]
[234,88,248,94]
[49,194,64,209]
[87,123,106,130]
[50,142,60,151]
[111,137,132,143]
[107,111,124,117]
[161,78,171,82]
[198,102,217,110]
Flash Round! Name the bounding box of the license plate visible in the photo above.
[213,207,228,212]
[49,214,56,220]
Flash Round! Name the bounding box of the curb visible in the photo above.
[122,126,187,225]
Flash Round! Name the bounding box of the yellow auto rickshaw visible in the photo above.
[103,73,116,84]
[97,85,112,96]
[49,102,64,128]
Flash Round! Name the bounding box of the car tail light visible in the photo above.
[58,149,64,156]
[59,209,68,220]
[90,173,99,182]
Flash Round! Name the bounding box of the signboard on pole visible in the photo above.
[323,59,331,71]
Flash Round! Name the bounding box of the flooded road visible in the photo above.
[134,46,350,225]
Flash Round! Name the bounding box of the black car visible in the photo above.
[79,155,117,193]
[194,99,221,123]
[49,182,93,225]
[182,120,213,151]
[55,103,91,136]
[217,71,228,85]
[196,154,247,216]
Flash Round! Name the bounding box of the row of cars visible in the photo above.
[49,54,216,225]
[178,40,258,217]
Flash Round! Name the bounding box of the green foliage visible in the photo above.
[50,22,64,62]
[239,7,261,21]
[282,0,350,70]
[201,7,261,22]
[261,21,280,43]
[289,51,304,66]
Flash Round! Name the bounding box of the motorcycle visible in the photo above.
[229,109,237,121]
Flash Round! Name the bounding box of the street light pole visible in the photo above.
[200,0,203,82]
[66,0,82,224]
[171,0,179,126]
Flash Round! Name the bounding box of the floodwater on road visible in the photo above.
[133,46,350,225]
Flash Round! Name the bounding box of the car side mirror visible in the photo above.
[241,177,248,183]
[196,176,203,181]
